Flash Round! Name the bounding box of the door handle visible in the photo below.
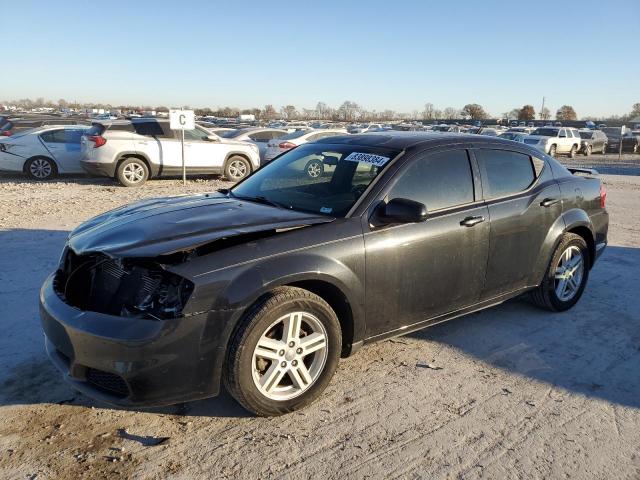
[540,198,559,207]
[460,216,485,227]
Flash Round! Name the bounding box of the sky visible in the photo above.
[3,0,639,118]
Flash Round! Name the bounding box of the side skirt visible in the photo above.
[361,286,534,346]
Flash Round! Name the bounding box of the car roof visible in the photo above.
[315,132,539,151]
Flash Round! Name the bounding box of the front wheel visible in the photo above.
[568,145,577,159]
[224,156,251,182]
[531,233,589,312]
[584,145,592,156]
[548,144,557,157]
[224,287,342,416]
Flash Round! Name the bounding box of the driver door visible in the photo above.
[363,148,489,338]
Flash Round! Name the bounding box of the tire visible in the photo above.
[304,159,324,178]
[116,157,149,187]
[584,145,592,157]
[530,233,589,312]
[548,144,557,157]
[224,156,251,182]
[568,145,577,159]
[224,287,342,416]
[601,143,607,154]
[25,156,57,180]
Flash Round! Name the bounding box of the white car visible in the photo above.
[264,129,347,163]
[80,119,261,186]
[0,125,91,179]
[221,127,288,162]
[349,123,383,134]
[523,127,582,157]
[499,131,528,143]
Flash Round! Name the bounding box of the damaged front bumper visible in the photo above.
[40,274,238,407]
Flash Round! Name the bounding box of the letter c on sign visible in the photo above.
[179,114,186,125]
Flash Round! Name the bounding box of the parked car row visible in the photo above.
[1,118,638,185]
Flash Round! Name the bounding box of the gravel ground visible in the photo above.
[0,170,639,479]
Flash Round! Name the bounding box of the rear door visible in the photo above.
[40,128,88,173]
[474,147,561,299]
[364,147,490,337]
[132,121,181,172]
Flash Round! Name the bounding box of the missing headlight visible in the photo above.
[55,251,194,319]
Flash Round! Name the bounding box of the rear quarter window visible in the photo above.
[475,149,536,199]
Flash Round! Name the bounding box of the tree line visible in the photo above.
[2,97,639,123]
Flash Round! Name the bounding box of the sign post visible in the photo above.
[169,109,195,185]
[619,125,626,162]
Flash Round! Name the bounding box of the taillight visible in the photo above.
[1,130,11,136]
[599,183,606,208]
[278,141,296,149]
[88,135,106,148]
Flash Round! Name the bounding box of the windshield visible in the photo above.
[231,143,400,217]
[579,131,594,139]
[531,128,559,136]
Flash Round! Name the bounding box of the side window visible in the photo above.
[66,129,86,144]
[559,129,567,138]
[40,129,66,143]
[387,150,475,211]
[248,131,272,142]
[475,149,536,199]
[183,127,209,141]
[133,121,166,137]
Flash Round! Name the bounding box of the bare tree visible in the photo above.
[422,103,435,120]
[556,105,577,121]
[263,104,276,120]
[462,103,488,120]
[442,107,460,120]
[281,105,298,120]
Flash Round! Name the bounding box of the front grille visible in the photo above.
[86,368,129,398]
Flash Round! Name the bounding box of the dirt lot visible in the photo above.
[1,169,639,479]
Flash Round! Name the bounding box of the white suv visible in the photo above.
[523,127,582,157]
[81,119,260,186]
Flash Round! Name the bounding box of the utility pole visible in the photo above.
[540,96,546,122]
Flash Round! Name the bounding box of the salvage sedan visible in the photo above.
[40,133,609,416]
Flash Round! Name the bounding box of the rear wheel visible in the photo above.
[568,145,577,158]
[116,157,149,187]
[584,145,592,156]
[26,156,57,180]
[531,233,589,312]
[224,287,341,416]
[224,156,251,182]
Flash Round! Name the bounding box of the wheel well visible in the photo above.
[23,155,58,174]
[567,226,595,268]
[288,280,354,357]
[116,154,151,178]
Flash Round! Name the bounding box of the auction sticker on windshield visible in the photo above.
[343,152,390,167]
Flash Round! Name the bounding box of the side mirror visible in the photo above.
[379,198,428,224]
[206,134,220,142]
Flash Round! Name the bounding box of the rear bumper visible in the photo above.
[81,160,116,177]
[40,274,232,407]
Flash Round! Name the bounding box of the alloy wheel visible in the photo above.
[29,158,53,179]
[307,161,322,178]
[123,163,145,183]
[228,160,248,179]
[554,246,584,302]
[252,311,328,401]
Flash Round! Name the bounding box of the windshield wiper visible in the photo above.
[228,191,286,209]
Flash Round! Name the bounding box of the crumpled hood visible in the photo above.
[68,192,334,257]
